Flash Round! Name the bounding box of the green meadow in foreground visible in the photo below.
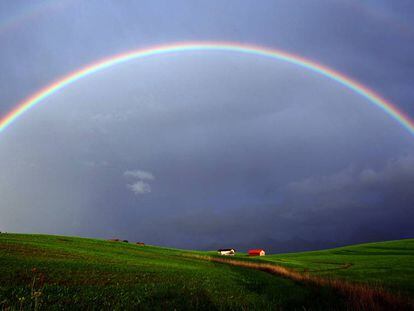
[0,234,413,310]
[0,234,343,310]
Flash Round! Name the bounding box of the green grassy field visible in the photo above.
[0,234,413,310]
[0,234,343,310]
[257,239,414,297]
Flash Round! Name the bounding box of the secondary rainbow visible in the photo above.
[1,42,414,136]
[0,0,72,36]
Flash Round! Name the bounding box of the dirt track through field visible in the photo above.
[188,254,414,311]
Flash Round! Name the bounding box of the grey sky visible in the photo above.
[0,1,413,251]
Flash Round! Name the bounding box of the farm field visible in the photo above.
[0,234,343,310]
[0,234,413,310]
[258,239,414,297]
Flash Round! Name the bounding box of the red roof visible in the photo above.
[248,249,265,254]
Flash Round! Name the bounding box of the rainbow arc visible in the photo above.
[1,42,413,136]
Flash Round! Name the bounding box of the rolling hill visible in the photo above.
[259,239,414,297]
[0,234,413,310]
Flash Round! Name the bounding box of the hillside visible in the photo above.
[0,234,413,310]
[258,239,414,297]
[0,234,343,310]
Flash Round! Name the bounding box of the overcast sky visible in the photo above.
[0,1,413,252]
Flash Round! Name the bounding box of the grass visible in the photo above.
[0,233,343,310]
[257,239,414,297]
[194,255,412,310]
[0,234,413,310]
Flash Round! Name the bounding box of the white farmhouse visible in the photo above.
[217,248,236,256]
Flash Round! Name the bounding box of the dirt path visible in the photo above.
[188,254,414,311]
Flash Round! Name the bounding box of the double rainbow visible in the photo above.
[1,42,413,136]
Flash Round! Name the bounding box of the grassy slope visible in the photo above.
[257,239,414,296]
[0,234,342,310]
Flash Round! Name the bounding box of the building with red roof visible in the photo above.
[248,249,265,256]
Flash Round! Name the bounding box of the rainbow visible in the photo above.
[0,1,71,36]
[1,42,414,136]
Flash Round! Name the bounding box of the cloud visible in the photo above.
[82,160,109,168]
[124,170,155,180]
[285,155,414,200]
[359,155,414,185]
[286,166,355,195]
[127,180,152,194]
[271,155,414,243]
[124,169,155,195]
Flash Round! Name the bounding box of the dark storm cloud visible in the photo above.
[282,155,414,235]
[157,155,414,251]
[0,1,413,251]
[2,52,413,251]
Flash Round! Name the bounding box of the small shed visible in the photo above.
[136,242,145,246]
[218,248,236,256]
[248,249,265,256]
